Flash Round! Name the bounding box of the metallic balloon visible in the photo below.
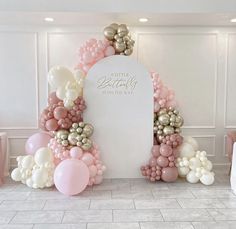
[158,114,170,125]
[114,41,126,52]
[163,126,174,135]
[103,26,116,40]
[68,132,78,145]
[117,24,129,37]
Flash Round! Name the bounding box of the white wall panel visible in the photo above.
[225,34,236,127]
[138,33,217,128]
[0,32,38,129]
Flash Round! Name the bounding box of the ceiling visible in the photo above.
[0,0,236,26]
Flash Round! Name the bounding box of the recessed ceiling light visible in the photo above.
[44,17,54,22]
[230,18,236,22]
[139,18,148,23]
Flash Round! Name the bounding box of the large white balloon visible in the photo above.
[184,136,199,151]
[200,172,215,185]
[186,170,199,183]
[179,142,195,158]
[48,66,75,89]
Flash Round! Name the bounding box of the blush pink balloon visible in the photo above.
[152,145,160,157]
[70,147,83,159]
[149,157,157,167]
[54,159,89,196]
[25,132,52,155]
[89,165,98,177]
[160,144,172,157]
[94,175,103,184]
[157,156,169,167]
[104,46,115,56]
[54,106,68,120]
[48,92,61,105]
[81,153,95,166]
[161,167,178,182]
[45,118,58,131]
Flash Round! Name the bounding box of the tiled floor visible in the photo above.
[0,168,235,229]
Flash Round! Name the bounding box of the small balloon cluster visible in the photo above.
[75,23,134,75]
[11,148,55,188]
[11,65,106,195]
[40,95,85,131]
[141,72,184,182]
[176,136,215,185]
[48,66,86,109]
[103,23,135,55]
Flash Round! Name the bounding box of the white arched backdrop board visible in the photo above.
[84,55,153,178]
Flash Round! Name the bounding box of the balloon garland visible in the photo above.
[11,22,215,193]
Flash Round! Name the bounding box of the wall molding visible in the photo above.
[0,31,39,130]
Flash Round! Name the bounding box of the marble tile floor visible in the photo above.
[0,168,236,229]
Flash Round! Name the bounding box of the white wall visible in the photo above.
[0,26,235,170]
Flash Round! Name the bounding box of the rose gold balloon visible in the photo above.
[157,156,169,167]
[161,167,178,182]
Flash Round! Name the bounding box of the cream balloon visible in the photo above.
[189,157,201,170]
[56,85,66,100]
[32,168,48,187]
[200,172,214,185]
[11,168,22,181]
[179,142,195,158]
[186,170,199,183]
[48,66,75,89]
[204,160,213,171]
[21,155,34,169]
[66,89,79,101]
[178,167,190,177]
[34,147,53,166]
[184,136,199,151]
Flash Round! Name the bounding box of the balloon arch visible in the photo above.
[11,23,215,196]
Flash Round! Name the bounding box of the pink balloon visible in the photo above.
[81,153,95,166]
[54,159,89,196]
[54,106,68,120]
[25,132,51,155]
[94,175,103,185]
[104,46,115,56]
[152,145,160,157]
[161,167,178,182]
[89,165,98,177]
[48,92,61,105]
[70,147,83,159]
[45,118,58,131]
[149,157,157,167]
[160,144,172,157]
[157,156,169,167]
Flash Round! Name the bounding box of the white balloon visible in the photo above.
[179,142,195,158]
[189,157,201,170]
[26,178,33,188]
[74,69,85,82]
[32,168,48,187]
[184,136,199,151]
[186,170,199,183]
[11,168,22,181]
[34,147,53,166]
[178,167,190,177]
[21,155,34,169]
[200,172,215,185]
[204,160,213,171]
[56,85,66,100]
[63,98,74,109]
[48,66,75,89]
[66,89,79,101]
